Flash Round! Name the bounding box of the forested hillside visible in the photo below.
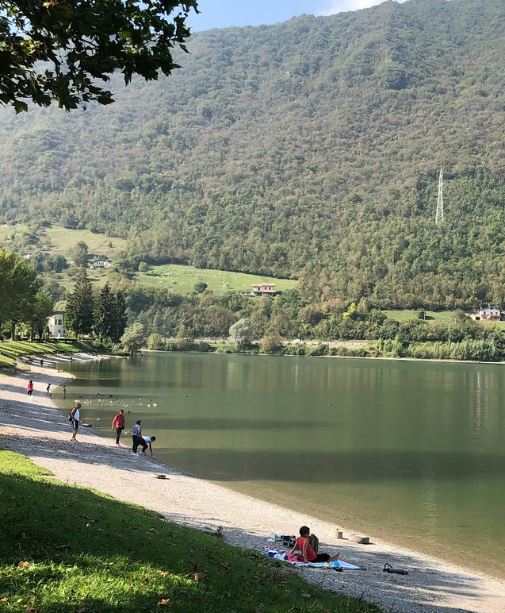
[1,0,505,308]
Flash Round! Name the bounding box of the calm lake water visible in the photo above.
[60,353,505,577]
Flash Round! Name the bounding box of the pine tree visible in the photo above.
[66,269,94,337]
[94,283,114,341]
[111,291,128,343]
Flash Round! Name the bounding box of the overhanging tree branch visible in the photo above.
[0,0,199,112]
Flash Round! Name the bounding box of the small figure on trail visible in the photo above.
[40,358,43,367]
[288,526,339,563]
[27,380,34,396]
[69,401,81,441]
[46,383,51,395]
[142,435,156,456]
[132,420,147,454]
[112,409,126,447]
[63,385,67,399]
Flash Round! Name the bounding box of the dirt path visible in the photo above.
[1,362,505,613]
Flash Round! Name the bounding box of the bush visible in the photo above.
[308,343,329,357]
[194,281,208,294]
[146,333,164,350]
[259,334,283,354]
[193,341,213,352]
[282,343,306,356]
[216,341,239,354]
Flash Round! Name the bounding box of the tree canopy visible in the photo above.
[0,0,199,112]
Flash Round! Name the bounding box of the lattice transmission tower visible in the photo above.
[435,168,444,225]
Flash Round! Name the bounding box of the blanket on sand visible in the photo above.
[265,549,362,571]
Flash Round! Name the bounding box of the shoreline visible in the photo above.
[144,346,505,366]
[1,363,505,612]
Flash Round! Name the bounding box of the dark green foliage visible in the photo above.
[1,0,505,307]
[66,269,94,337]
[72,241,89,269]
[0,249,52,339]
[112,291,128,343]
[0,1,198,111]
[94,283,115,341]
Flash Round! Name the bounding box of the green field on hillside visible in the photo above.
[0,451,379,613]
[384,310,457,323]
[45,226,127,257]
[385,310,505,328]
[136,264,297,295]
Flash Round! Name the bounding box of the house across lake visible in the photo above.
[251,283,280,296]
[470,306,503,322]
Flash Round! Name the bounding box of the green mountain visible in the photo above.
[1,0,505,308]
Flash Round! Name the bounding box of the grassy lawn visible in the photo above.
[0,451,380,613]
[136,264,297,295]
[2,224,298,296]
[385,310,458,323]
[0,340,81,368]
[45,227,127,258]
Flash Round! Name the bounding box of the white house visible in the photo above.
[471,307,502,322]
[47,311,66,338]
[88,256,112,269]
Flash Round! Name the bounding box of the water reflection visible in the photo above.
[62,353,505,576]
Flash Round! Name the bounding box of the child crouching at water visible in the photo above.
[288,526,339,563]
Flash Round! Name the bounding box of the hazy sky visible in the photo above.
[190,0,407,31]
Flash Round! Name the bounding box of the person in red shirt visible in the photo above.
[27,380,34,396]
[288,526,339,563]
[112,409,126,447]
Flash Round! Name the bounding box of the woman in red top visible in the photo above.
[112,409,126,446]
[288,526,339,563]
[27,380,34,396]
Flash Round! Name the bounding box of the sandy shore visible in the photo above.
[1,361,505,613]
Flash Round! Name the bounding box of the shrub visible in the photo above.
[259,334,283,354]
[282,343,306,356]
[146,333,164,350]
[308,343,329,357]
[175,337,193,351]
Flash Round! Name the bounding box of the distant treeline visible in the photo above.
[127,287,505,361]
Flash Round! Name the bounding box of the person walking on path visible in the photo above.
[27,380,34,396]
[46,383,51,395]
[112,409,126,447]
[132,420,147,454]
[69,401,81,441]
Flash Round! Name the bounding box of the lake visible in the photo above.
[60,352,505,577]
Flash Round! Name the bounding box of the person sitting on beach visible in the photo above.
[112,409,126,447]
[27,380,34,396]
[288,526,339,563]
[142,435,156,456]
[69,401,81,441]
[132,420,147,454]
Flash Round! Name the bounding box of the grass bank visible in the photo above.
[0,450,380,613]
[0,340,83,369]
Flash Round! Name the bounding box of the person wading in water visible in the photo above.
[112,409,126,447]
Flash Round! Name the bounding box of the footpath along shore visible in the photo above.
[1,361,505,613]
